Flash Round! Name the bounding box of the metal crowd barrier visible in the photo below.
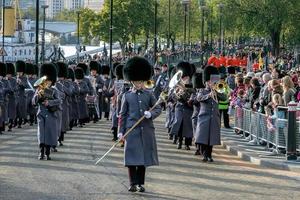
[233,107,300,154]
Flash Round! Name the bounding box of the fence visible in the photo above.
[233,107,300,154]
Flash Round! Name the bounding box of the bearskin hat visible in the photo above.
[16,60,26,73]
[227,66,236,74]
[0,62,7,77]
[77,63,88,75]
[102,64,110,75]
[176,61,193,78]
[218,66,226,74]
[25,63,35,75]
[34,64,39,76]
[123,56,153,81]
[74,67,84,80]
[203,65,219,82]
[89,60,99,72]
[192,73,205,89]
[6,63,15,75]
[56,62,68,78]
[67,68,75,81]
[114,64,124,80]
[40,63,57,84]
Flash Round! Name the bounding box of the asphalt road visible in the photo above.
[0,115,300,200]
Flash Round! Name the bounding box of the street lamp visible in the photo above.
[76,10,80,63]
[167,0,170,49]
[154,0,158,64]
[41,5,49,64]
[182,0,190,61]
[109,0,113,71]
[198,0,206,65]
[35,0,39,65]
[218,3,224,55]
[2,0,5,62]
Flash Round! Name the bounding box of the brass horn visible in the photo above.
[144,80,155,89]
[34,76,47,87]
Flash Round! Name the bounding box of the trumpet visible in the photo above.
[144,80,155,89]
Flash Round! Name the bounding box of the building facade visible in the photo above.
[45,0,64,19]
[84,0,104,12]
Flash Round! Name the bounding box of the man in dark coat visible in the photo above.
[195,66,226,162]
[118,56,161,193]
[33,63,61,160]
[170,61,195,150]
[6,63,17,131]
[15,60,30,128]
[0,62,7,133]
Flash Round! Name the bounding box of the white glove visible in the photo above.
[118,133,123,139]
[98,89,103,93]
[144,111,152,119]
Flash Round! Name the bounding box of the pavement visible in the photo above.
[0,114,300,200]
[221,128,300,173]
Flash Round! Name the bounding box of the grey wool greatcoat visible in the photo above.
[170,93,194,139]
[56,80,72,132]
[77,80,89,120]
[16,76,29,118]
[70,81,79,120]
[26,77,37,116]
[101,78,114,113]
[33,88,62,146]
[195,87,226,146]
[119,89,161,167]
[6,77,17,120]
[0,80,6,125]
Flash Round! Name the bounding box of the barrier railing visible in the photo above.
[233,107,300,155]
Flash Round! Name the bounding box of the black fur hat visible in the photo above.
[203,65,219,82]
[192,73,205,89]
[16,60,26,73]
[34,64,39,76]
[40,63,57,84]
[123,56,153,81]
[0,62,7,77]
[227,66,236,74]
[218,66,226,74]
[102,64,110,75]
[77,63,88,75]
[6,63,15,75]
[74,67,84,80]
[67,68,75,81]
[89,60,99,72]
[114,64,124,80]
[176,61,193,78]
[25,63,35,75]
[56,62,68,78]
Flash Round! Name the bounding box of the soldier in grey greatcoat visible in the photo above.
[25,63,37,126]
[0,62,7,133]
[55,62,72,146]
[67,67,79,130]
[100,65,114,120]
[195,66,226,162]
[191,73,205,155]
[74,67,89,127]
[6,63,17,131]
[33,63,61,160]
[170,62,195,150]
[118,57,161,193]
[15,60,30,128]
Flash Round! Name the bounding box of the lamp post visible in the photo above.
[76,11,80,63]
[35,0,39,65]
[198,0,206,65]
[41,5,48,64]
[182,0,190,61]
[218,3,224,55]
[2,0,5,62]
[109,0,113,71]
[167,0,170,49]
[154,0,158,64]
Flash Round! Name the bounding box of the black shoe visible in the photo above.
[128,185,137,192]
[38,154,44,160]
[177,143,182,149]
[46,155,51,160]
[202,157,208,162]
[173,138,177,144]
[194,150,200,155]
[17,125,21,128]
[7,128,12,132]
[169,135,173,140]
[30,123,33,126]
[136,185,145,192]
[52,148,58,152]
[185,145,190,150]
[225,126,232,129]
[208,157,214,162]
[59,142,63,146]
